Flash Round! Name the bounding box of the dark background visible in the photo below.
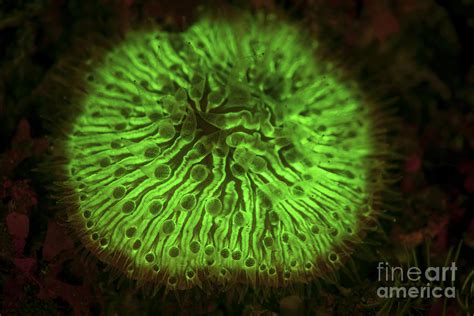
[0,0,473,315]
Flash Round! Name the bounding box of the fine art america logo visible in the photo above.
[376,262,457,298]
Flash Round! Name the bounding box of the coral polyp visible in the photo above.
[49,12,387,292]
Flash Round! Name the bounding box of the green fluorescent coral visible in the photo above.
[64,13,379,290]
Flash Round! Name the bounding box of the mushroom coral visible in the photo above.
[44,11,390,293]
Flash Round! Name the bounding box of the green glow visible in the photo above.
[64,13,379,290]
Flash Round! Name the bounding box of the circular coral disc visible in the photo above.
[63,12,382,290]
